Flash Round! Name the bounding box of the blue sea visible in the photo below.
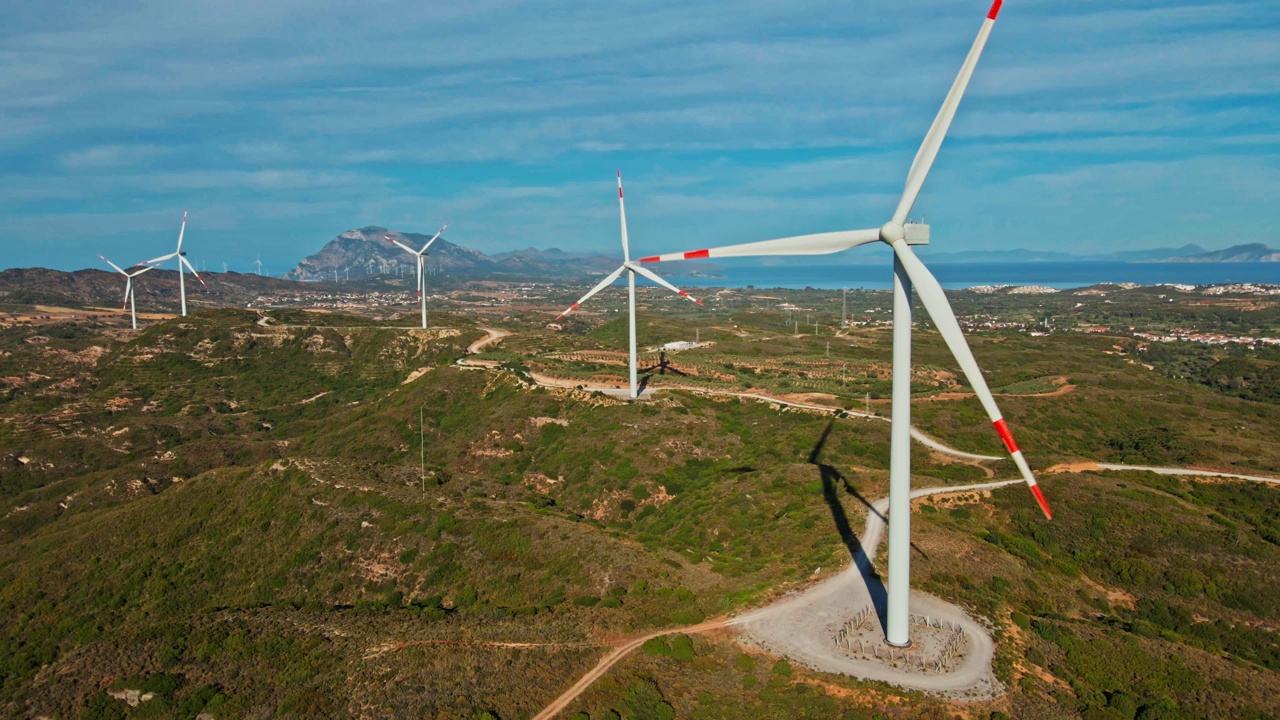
[668,262,1280,291]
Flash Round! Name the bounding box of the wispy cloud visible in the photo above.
[1,0,1277,271]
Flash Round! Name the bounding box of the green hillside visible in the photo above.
[1,304,1278,719]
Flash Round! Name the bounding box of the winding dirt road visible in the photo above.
[529,618,729,720]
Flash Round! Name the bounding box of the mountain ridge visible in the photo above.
[285,227,621,282]
[911,242,1275,264]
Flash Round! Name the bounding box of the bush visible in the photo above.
[772,659,792,677]
[642,637,672,656]
[620,679,675,720]
[670,634,695,661]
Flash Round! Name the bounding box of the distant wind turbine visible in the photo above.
[253,255,263,276]
[144,211,205,317]
[98,255,156,330]
[385,222,449,329]
[556,171,702,399]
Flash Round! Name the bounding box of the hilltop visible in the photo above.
[285,226,621,282]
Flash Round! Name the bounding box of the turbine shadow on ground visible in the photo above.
[808,420,931,635]
[808,420,889,633]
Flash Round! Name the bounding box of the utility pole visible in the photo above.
[420,407,426,493]
[842,288,847,326]
[695,328,700,343]
[865,392,871,416]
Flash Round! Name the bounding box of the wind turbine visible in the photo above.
[145,212,205,317]
[385,222,449,329]
[98,255,156,330]
[556,171,703,399]
[638,0,1050,648]
[253,255,263,276]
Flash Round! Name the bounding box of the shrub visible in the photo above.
[641,637,672,656]
[670,634,695,661]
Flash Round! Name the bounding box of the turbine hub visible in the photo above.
[879,221,905,243]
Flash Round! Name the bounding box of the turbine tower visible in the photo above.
[556,171,703,399]
[145,212,205,317]
[639,0,1050,648]
[98,255,156,330]
[253,255,263,276]
[385,222,449,329]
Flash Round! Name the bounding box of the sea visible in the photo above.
[669,262,1280,291]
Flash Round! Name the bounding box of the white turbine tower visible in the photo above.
[98,255,156,330]
[556,171,703,399]
[639,0,1051,648]
[145,212,205,317]
[385,222,449,329]
[253,255,263,276]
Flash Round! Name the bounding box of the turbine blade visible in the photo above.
[385,235,419,256]
[891,239,1051,519]
[629,263,702,306]
[556,265,626,319]
[180,256,207,287]
[143,252,177,266]
[617,170,630,263]
[638,228,880,263]
[892,0,1003,225]
[421,221,449,253]
[98,254,126,275]
[123,277,132,308]
[176,210,188,252]
[417,257,424,298]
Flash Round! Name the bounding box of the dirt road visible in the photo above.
[530,618,728,720]
[467,326,510,354]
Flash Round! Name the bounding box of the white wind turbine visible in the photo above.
[556,171,703,399]
[639,0,1051,648]
[385,222,449,329]
[98,255,156,330]
[145,211,205,317]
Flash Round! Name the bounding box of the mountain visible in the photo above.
[912,243,1278,264]
[285,227,619,281]
[1163,243,1280,263]
[1110,244,1207,261]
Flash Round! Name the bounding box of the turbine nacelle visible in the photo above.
[879,222,930,246]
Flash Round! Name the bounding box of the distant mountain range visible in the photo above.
[285,227,620,282]
[918,243,1279,264]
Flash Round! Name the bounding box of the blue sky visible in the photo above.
[2,0,1278,273]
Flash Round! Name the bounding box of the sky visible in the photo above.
[2,0,1278,274]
